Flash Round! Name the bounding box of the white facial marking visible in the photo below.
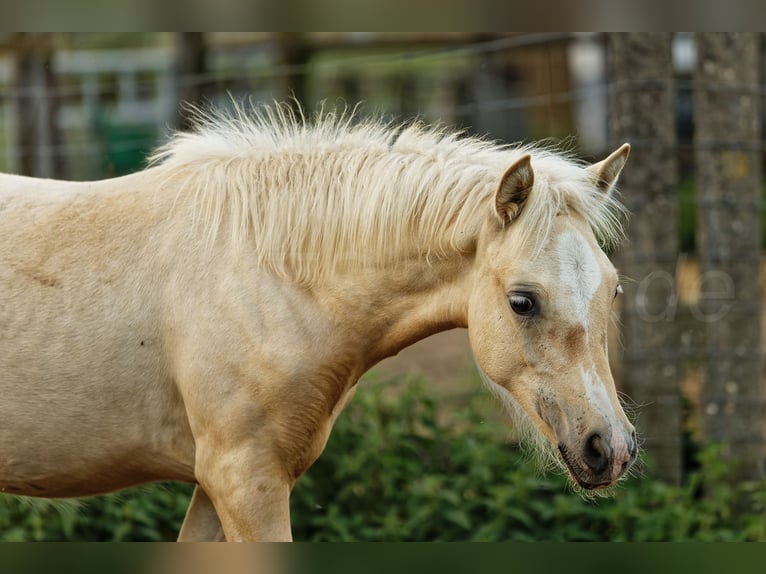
[556,231,602,327]
[580,367,613,421]
[581,367,630,479]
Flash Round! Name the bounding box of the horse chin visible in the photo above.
[557,444,614,491]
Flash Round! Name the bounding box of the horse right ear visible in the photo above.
[495,154,534,226]
[587,143,630,194]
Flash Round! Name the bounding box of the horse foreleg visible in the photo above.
[178,467,292,542]
[177,485,226,542]
[178,367,346,541]
[192,441,294,541]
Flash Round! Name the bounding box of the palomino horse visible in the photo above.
[0,103,636,541]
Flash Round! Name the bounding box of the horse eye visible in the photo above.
[508,293,538,316]
[615,284,624,298]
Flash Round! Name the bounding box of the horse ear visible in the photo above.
[587,143,630,194]
[495,154,534,225]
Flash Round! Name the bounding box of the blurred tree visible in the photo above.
[276,33,313,113]
[607,33,682,484]
[11,32,63,178]
[174,32,208,130]
[694,33,764,481]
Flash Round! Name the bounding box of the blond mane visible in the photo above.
[151,102,625,285]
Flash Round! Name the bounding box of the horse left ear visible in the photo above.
[587,143,630,194]
[495,154,534,225]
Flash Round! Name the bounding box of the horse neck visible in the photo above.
[320,255,473,368]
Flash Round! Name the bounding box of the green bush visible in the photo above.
[1,377,764,541]
[291,378,766,541]
[0,482,193,541]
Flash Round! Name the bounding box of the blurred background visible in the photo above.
[0,32,764,541]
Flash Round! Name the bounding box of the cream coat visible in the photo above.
[0,104,636,541]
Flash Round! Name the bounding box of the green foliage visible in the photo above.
[291,379,766,541]
[1,377,764,541]
[678,175,696,253]
[0,483,193,541]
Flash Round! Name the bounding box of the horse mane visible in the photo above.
[151,102,626,285]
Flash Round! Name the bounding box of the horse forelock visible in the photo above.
[151,102,626,285]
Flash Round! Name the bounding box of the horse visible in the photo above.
[0,102,636,541]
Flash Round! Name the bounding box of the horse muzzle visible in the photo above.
[558,429,638,490]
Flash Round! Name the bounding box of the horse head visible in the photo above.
[469,144,637,490]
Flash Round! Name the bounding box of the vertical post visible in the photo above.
[12,33,61,178]
[276,33,312,113]
[607,33,682,483]
[694,33,764,480]
[13,33,35,176]
[174,33,207,131]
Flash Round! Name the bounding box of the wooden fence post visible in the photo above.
[175,33,208,131]
[607,33,682,484]
[694,33,764,480]
[11,33,61,178]
[276,33,313,112]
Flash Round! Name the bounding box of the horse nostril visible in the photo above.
[583,433,611,474]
